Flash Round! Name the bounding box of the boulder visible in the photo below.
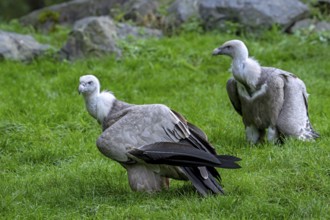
[0,30,50,61]
[20,0,127,31]
[165,0,200,31]
[116,23,163,39]
[199,0,310,31]
[316,21,330,32]
[19,0,316,34]
[59,16,120,60]
[59,16,163,60]
[20,0,174,32]
[290,19,330,33]
[167,0,200,24]
[121,0,160,26]
[120,0,173,29]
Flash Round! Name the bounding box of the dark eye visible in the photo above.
[88,81,93,85]
[226,45,231,49]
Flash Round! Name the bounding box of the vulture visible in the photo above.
[78,75,241,196]
[212,40,319,144]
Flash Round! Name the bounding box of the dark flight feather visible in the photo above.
[129,142,241,169]
[181,167,224,196]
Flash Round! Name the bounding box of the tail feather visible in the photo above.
[217,155,242,162]
[207,171,225,193]
[181,167,224,196]
[300,118,320,140]
[128,142,240,196]
[129,142,241,169]
[181,167,208,196]
[301,92,320,140]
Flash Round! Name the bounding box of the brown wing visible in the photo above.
[226,78,242,115]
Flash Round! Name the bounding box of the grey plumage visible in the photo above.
[79,75,241,196]
[213,40,319,144]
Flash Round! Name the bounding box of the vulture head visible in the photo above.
[212,39,249,60]
[78,75,100,96]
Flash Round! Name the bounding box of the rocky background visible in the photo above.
[0,0,329,61]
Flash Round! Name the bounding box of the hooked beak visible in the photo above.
[212,47,222,56]
[78,84,84,95]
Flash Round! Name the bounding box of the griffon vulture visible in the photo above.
[78,75,241,196]
[212,40,319,144]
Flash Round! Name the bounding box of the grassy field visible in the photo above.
[0,23,329,219]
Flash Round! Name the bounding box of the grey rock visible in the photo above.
[19,0,314,33]
[199,0,310,31]
[290,19,315,32]
[20,0,127,31]
[116,23,163,39]
[165,0,200,31]
[59,16,163,60]
[0,30,50,61]
[59,16,120,60]
[167,0,200,23]
[291,18,330,32]
[120,0,176,30]
[20,0,168,32]
[316,21,330,31]
[122,0,160,24]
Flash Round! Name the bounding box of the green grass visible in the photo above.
[0,27,329,219]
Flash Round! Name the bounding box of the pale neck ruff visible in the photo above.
[84,91,116,124]
[232,58,247,82]
[84,92,99,120]
[231,57,261,91]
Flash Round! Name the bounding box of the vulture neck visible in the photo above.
[83,90,115,123]
[231,48,261,92]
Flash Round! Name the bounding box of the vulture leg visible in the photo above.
[267,126,279,143]
[245,125,259,144]
[126,164,169,192]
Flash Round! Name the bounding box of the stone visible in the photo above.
[120,0,175,30]
[0,30,50,61]
[116,23,163,39]
[122,0,160,25]
[290,18,330,33]
[199,0,310,31]
[59,16,120,60]
[316,21,330,31]
[165,0,200,30]
[20,0,127,31]
[167,0,200,23]
[59,16,163,60]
